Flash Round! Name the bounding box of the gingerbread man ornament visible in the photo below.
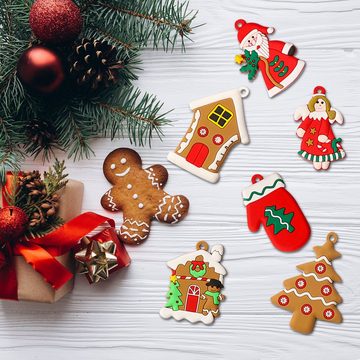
[101,148,190,245]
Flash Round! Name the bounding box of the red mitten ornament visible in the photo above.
[242,173,310,252]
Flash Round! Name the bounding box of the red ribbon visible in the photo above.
[0,174,115,300]
[191,260,205,270]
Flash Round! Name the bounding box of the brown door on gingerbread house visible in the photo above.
[185,285,200,312]
[186,143,209,167]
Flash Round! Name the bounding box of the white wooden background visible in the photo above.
[1,1,360,359]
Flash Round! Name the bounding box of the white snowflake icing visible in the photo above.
[214,136,223,144]
[303,305,311,314]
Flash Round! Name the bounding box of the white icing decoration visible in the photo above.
[115,167,130,177]
[133,194,138,199]
[315,256,332,265]
[121,158,127,164]
[105,190,118,211]
[110,163,116,169]
[177,109,201,154]
[145,169,160,189]
[155,195,184,224]
[208,134,239,171]
[284,288,337,306]
[138,203,144,209]
[159,308,214,325]
[127,184,132,189]
[119,219,150,241]
[302,272,333,283]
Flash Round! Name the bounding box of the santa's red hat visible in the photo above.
[234,19,274,48]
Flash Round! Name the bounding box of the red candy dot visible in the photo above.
[278,295,289,306]
[321,285,332,296]
[198,127,208,137]
[315,263,326,274]
[323,308,335,320]
[295,278,307,289]
[301,304,312,315]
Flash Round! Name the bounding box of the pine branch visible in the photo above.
[83,0,199,51]
[88,86,171,145]
[53,103,97,161]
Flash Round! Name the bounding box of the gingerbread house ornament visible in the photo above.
[168,88,250,183]
[160,241,226,325]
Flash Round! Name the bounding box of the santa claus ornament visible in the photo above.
[295,86,345,171]
[242,173,310,252]
[234,19,305,97]
[160,241,226,325]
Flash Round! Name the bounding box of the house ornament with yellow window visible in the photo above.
[167,88,250,183]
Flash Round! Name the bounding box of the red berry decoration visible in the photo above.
[0,207,29,245]
[17,46,65,94]
[30,0,83,44]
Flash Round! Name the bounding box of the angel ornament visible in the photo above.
[294,86,345,171]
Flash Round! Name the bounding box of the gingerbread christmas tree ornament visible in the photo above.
[242,173,310,252]
[295,86,345,170]
[234,19,305,97]
[168,88,250,183]
[101,148,190,245]
[160,241,226,324]
[271,232,343,334]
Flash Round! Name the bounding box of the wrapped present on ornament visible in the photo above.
[0,164,124,303]
[75,226,131,284]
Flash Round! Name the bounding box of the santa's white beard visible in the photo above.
[309,111,328,120]
[246,33,269,58]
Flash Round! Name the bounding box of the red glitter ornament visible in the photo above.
[17,46,65,94]
[29,0,83,44]
[0,207,29,245]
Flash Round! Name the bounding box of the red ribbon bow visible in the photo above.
[0,175,115,300]
[191,260,205,270]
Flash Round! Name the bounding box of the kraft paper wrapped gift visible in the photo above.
[0,179,84,303]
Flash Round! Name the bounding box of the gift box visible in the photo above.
[0,178,84,303]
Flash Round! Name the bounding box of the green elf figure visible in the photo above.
[201,279,225,318]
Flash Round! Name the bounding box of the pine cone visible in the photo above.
[69,38,123,91]
[18,172,60,228]
[26,118,57,156]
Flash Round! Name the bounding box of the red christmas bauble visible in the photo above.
[0,207,29,245]
[30,0,82,44]
[17,46,65,94]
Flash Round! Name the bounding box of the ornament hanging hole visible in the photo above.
[196,241,209,251]
[240,87,250,98]
[251,174,264,184]
[327,232,338,244]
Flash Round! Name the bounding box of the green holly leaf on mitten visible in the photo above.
[240,50,260,81]
[265,206,295,235]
